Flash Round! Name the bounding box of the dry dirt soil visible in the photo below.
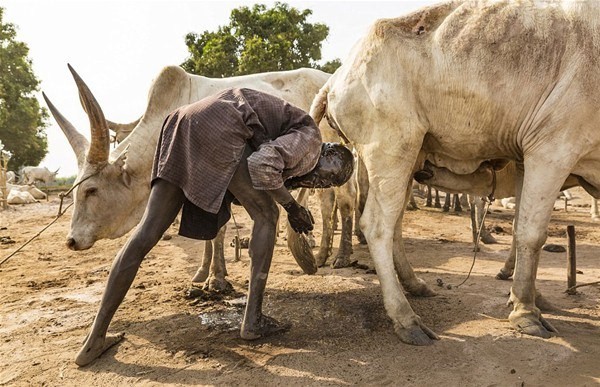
[1,187,599,386]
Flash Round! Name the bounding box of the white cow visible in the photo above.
[45,65,354,288]
[415,161,582,280]
[310,1,600,343]
[6,171,17,184]
[20,166,59,186]
[1,183,47,201]
[6,183,48,200]
[7,190,38,204]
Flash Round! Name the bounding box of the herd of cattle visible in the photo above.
[10,1,600,352]
[1,167,59,204]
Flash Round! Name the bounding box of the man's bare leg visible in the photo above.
[227,149,284,339]
[75,179,185,366]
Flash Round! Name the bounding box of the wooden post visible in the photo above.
[0,148,8,210]
[567,225,577,294]
[234,235,241,261]
[564,197,568,212]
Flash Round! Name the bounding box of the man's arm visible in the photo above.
[266,186,314,234]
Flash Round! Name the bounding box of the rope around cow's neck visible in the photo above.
[451,166,497,288]
[0,173,95,267]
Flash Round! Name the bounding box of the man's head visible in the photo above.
[286,143,354,190]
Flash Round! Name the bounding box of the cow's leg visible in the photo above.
[459,193,469,209]
[393,185,436,297]
[332,182,356,268]
[426,186,433,207]
[508,156,567,338]
[471,196,496,246]
[469,196,479,249]
[227,152,283,340]
[591,198,599,221]
[316,188,336,267]
[496,165,524,280]
[434,189,441,208]
[496,226,517,280]
[191,240,213,283]
[354,156,368,245]
[204,225,231,292]
[75,179,185,366]
[359,147,438,345]
[453,194,462,212]
[406,190,419,211]
[442,192,451,212]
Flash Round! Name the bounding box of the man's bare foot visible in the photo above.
[240,315,291,340]
[75,332,124,367]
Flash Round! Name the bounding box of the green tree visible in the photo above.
[182,2,341,77]
[0,7,48,171]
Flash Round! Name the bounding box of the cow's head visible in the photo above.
[44,65,148,250]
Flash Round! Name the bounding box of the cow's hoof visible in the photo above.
[495,269,513,281]
[191,267,210,283]
[508,311,558,339]
[203,277,232,293]
[509,312,557,338]
[480,233,497,244]
[75,332,124,367]
[315,252,329,267]
[332,255,353,268]
[240,315,290,340]
[395,321,439,346]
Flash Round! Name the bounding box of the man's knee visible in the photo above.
[251,201,279,229]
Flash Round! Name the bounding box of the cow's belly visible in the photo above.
[421,127,515,175]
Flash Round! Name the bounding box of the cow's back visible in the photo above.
[188,68,330,112]
[329,0,600,169]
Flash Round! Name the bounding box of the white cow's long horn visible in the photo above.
[67,64,110,165]
[107,117,141,143]
[42,92,89,167]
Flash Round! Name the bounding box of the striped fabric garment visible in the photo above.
[151,87,321,239]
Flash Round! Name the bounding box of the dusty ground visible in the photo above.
[1,187,599,386]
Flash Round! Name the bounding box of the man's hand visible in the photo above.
[283,201,314,234]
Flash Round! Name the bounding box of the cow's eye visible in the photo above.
[85,187,98,198]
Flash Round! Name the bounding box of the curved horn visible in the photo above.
[107,117,142,143]
[42,92,89,167]
[67,64,110,165]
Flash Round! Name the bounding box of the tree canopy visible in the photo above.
[0,7,48,171]
[182,2,341,77]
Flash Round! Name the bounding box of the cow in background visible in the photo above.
[6,171,17,184]
[20,166,59,186]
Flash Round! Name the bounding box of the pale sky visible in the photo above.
[3,0,437,177]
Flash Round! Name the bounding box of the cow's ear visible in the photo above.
[120,165,132,188]
[112,144,131,187]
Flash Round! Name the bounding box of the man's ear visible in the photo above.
[113,144,131,188]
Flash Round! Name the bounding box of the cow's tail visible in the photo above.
[311,79,351,145]
[310,81,331,126]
